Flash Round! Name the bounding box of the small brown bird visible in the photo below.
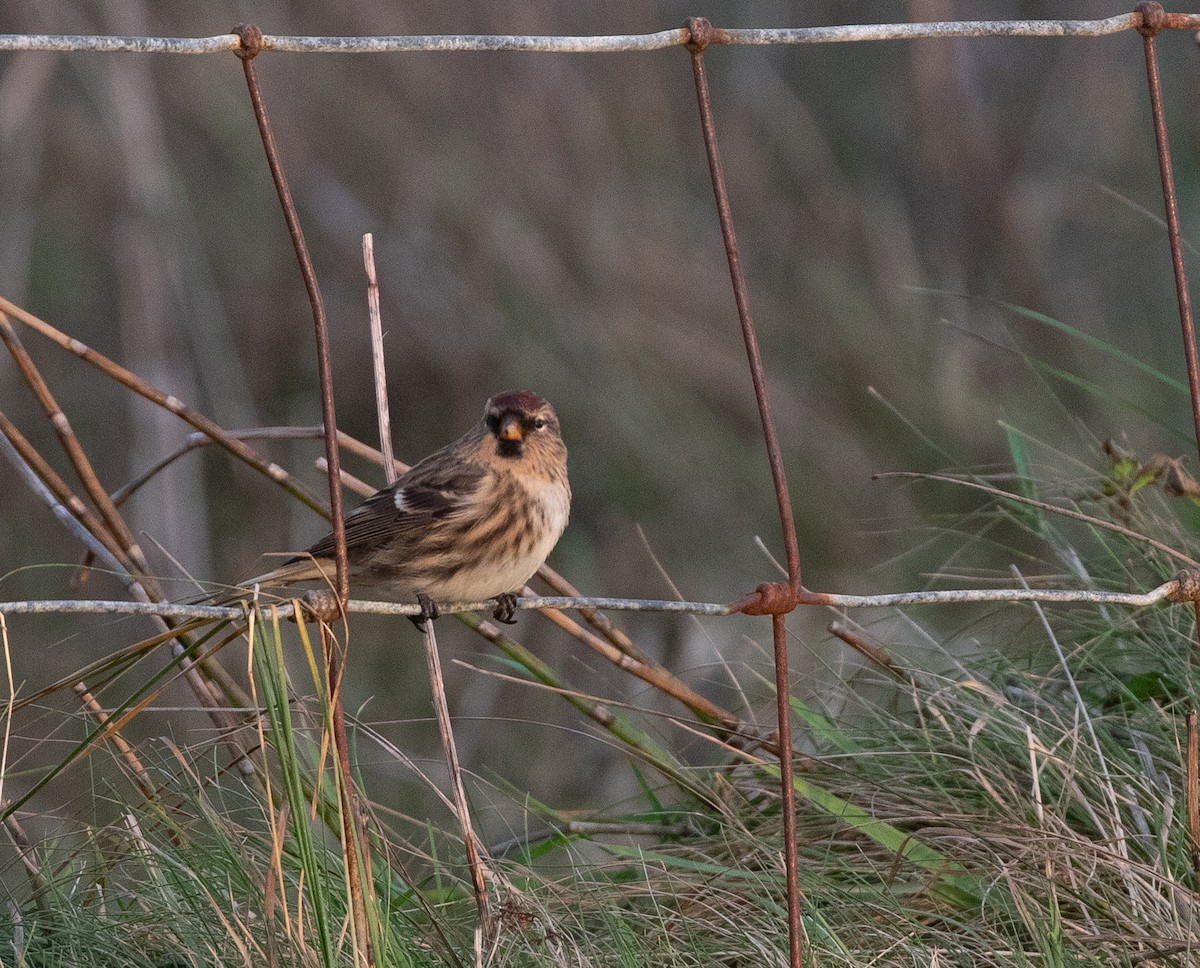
[244,390,570,626]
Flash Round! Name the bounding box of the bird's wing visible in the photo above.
[298,456,488,562]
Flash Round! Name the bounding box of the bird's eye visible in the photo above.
[485,413,500,432]
[534,418,547,430]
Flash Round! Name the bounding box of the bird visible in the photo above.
[240,390,570,627]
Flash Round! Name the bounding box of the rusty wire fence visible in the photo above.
[4,6,1200,967]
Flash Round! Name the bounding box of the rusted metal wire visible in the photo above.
[685,18,803,967]
[1136,3,1200,463]
[234,28,370,964]
[6,12,1200,966]
[234,25,349,607]
[686,19,802,607]
[12,14,1200,56]
[772,612,804,967]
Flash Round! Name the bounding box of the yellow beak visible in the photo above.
[499,414,523,441]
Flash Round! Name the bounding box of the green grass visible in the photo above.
[4,458,1200,968]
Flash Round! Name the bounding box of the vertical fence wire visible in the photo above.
[686,18,804,966]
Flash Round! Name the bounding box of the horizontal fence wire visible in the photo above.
[3,13,1199,56]
[0,582,1180,622]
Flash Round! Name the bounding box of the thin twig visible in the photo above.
[0,426,260,780]
[0,312,155,591]
[421,620,493,959]
[362,234,396,486]
[0,408,137,576]
[2,814,49,914]
[827,622,917,687]
[112,426,328,510]
[72,682,157,801]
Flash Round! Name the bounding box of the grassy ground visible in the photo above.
[3,446,1199,967]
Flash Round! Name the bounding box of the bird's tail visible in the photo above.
[236,556,337,592]
[184,556,337,607]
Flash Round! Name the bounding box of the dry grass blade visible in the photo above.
[877,469,1199,567]
[0,426,260,789]
[72,682,157,801]
[313,620,375,966]
[828,621,917,687]
[1188,711,1200,888]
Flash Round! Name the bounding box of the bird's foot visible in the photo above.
[411,593,440,632]
[492,591,520,625]
[301,588,342,623]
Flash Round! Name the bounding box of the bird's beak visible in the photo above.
[498,414,524,442]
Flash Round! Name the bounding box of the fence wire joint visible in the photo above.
[235,23,263,60]
[684,17,729,52]
[1167,571,1200,604]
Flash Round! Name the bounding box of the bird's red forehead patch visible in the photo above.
[487,390,547,414]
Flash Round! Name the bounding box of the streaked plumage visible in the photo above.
[244,390,569,623]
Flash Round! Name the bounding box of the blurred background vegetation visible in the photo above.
[2,0,1200,837]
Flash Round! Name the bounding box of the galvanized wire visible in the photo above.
[1,13,1192,57]
[0,582,1179,622]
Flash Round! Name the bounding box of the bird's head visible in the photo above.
[483,390,562,460]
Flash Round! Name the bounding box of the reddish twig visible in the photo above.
[0,313,156,593]
[0,296,327,517]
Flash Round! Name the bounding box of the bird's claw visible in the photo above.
[300,588,342,624]
[492,592,520,625]
[411,592,440,632]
